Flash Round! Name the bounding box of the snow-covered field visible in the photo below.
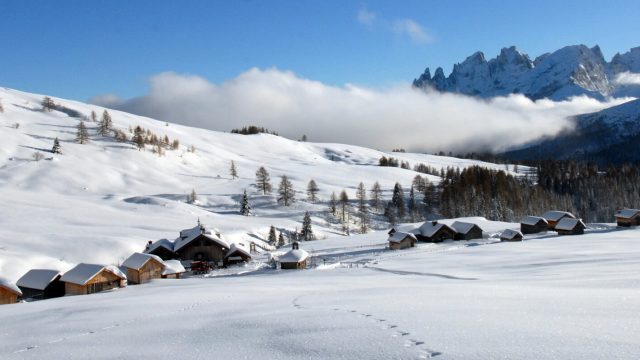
[1,227,639,359]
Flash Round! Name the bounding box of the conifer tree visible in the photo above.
[268,225,277,244]
[133,126,145,150]
[356,182,369,233]
[300,211,314,241]
[188,189,197,204]
[51,137,61,154]
[41,96,55,112]
[370,181,382,210]
[408,185,418,222]
[230,160,238,179]
[98,110,112,136]
[339,189,349,223]
[277,175,295,206]
[240,189,251,216]
[277,231,285,247]
[329,191,338,216]
[76,121,89,144]
[306,179,319,202]
[391,182,405,220]
[255,167,272,194]
[90,110,97,122]
[384,201,396,225]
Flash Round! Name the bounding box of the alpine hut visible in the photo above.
[122,252,166,285]
[555,218,586,235]
[0,278,22,305]
[224,243,252,267]
[387,231,417,250]
[615,209,640,227]
[144,239,177,260]
[173,225,229,266]
[520,216,549,234]
[542,211,576,230]
[500,229,523,242]
[16,269,64,300]
[279,242,309,269]
[451,221,483,241]
[414,221,457,243]
[60,263,127,296]
[161,260,186,279]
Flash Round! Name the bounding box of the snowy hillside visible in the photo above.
[0,87,527,281]
[413,44,640,100]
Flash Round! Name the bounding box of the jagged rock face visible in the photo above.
[414,45,640,100]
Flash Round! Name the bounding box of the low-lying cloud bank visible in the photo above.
[90,69,633,153]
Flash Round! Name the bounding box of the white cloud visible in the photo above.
[356,7,376,27]
[91,69,632,153]
[392,19,433,44]
[614,71,640,85]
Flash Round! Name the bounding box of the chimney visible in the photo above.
[432,221,438,226]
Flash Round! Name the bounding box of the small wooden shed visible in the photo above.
[122,253,166,285]
[451,221,483,241]
[615,209,640,227]
[279,242,309,270]
[60,263,127,296]
[388,231,417,250]
[161,260,186,279]
[500,229,523,242]
[542,211,576,230]
[520,216,549,234]
[16,269,64,300]
[555,218,586,235]
[415,221,457,243]
[224,244,252,267]
[0,278,22,305]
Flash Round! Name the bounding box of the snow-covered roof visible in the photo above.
[16,269,62,290]
[542,211,576,222]
[521,216,548,226]
[615,209,640,219]
[451,221,480,234]
[417,221,456,237]
[174,231,229,253]
[555,218,586,231]
[225,243,251,259]
[162,260,186,276]
[500,229,523,240]
[279,249,309,263]
[0,277,22,296]
[60,263,126,286]
[122,252,165,271]
[388,231,417,243]
[145,238,175,254]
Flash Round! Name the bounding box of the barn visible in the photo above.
[414,221,457,243]
[161,260,186,279]
[16,269,64,300]
[500,229,523,242]
[144,238,177,260]
[173,226,229,266]
[224,244,252,267]
[451,221,483,241]
[615,209,640,227]
[279,242,309,270]
[0,277,22,305]
[122,253,166,285]
[60,264,127,296]
[520,216,549,234]
[387,231,417,250]
[542,211,576,230]
[555,218,586,235]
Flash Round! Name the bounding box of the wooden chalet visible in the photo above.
[144,239,177,260]
[16,269,64,300]
[520,216,549,234]
[542,211,576,230]
[122,253,165,285]
[387,231,417,250]
[173,225,230,266]
[60,263,126,296]
[414,221,457,242]
[615,209,640,227]
[161,260,186,279]
[451,221,483,241]
[555,218,586,235]
[279,242,309,270]
[0,278,22,305]
[224,243,252,267]
[500,229,523,242]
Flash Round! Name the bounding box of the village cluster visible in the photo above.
[1,209,638,306]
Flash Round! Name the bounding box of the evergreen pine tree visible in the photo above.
[356,182,369,233]
[300,211,314,240]
[255,167,272,194]
[133,126,145,150]
[41,96,55,112]
[76,121,89,144]
[188,189,197,204]
[391,182,405,220]
[408,185,418,222]
[277,231,285,247]
[370,181,382,210]
[268,225,277,244]
[384,201,396,225]
[329,191,338,217]
[230,160,238,179]
[339,189,349,223]
[240,190,251,216]
[306,179,319,202]
[51,137,61,154]
[277,175,295,206]
[90,110,97,122]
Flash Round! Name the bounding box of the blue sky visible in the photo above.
[1,0,639,101]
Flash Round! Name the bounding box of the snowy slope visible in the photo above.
[0,87,528,281]
[414,44,640,100]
